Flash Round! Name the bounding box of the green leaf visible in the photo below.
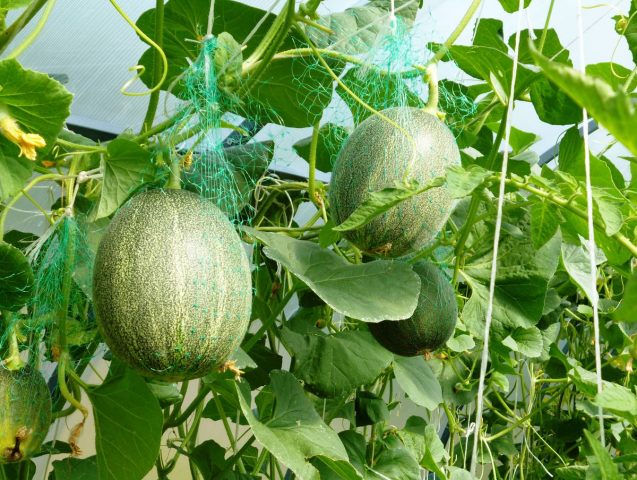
[498,0,531,12]
[0,241,34,311]
[318,220,341,248]
[94,139,155,220]
[530,200,560,249]
[532,46,637,157]
[446,334,475,352]
[0,59,72,157]
[561,242,599,304]
[513,29,570,65]
[293,124,349,173]
[501,326,543,357]
[508,126,540,155]
[50,457,98,480]
[87,366,163,480]
[137,0,293,94]
[0,461,35,480]
[333,178,443,232]
[473,19,507,52]
[583,430,622,480]
[280,327,393,397]
[594,383,637,423]
[433,43,537,103]
[586,62,637,92]
[302,1,419,55]
[236,371,348,480]
[614,272,637,323]
[355,391,389,426]
[145,380,183,408]
[462,223,561,338]
[393,355,442,410]
[530,76,584,125]
[247,57,335,128]
[0,154,32,202]
[368,447,421,480]
[445,164,491,198]
[556,466,588,480]
[245,229,421,322]
[313,457,364,480]
[448,467,476,480]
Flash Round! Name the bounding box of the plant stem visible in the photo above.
[166,156,182,189]
[538,0,556,54]
[424,64,440,114]
[505,176,637,257]
[241,0,296,94]
[427,0,483,65]
[6,0,57,59]
[141,0,165,133]
[163,387,208,429]
[0,0,47,56]
[308,122,320,205]
[213,390,247,473]
[452,111,508,284]
[243,288,297,353]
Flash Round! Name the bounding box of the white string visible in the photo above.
[469,0,525,475]
[206,0,215,37]
[576,0,605,447]
[389,0,397,32]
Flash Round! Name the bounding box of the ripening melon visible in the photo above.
[330,107,460,257]
[369,261,457,356]
[92,189,252,381]
[0,366,52,463]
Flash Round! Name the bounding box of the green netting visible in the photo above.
[166,36,257,224]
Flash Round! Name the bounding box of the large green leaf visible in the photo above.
[393,355,442,410]
[501,326,543,357]
[137,0,293,94]
[281,327,393,397]
[236,370,348,480]
[94,139,155,220]
[368,447,421,480]
[246,229,420,322]
[0,461,35,480]
[586,62,637,92]
[245,57,334,128]
[302,0,420,55]
[594,383,637,423]
[87,366,163,480]
[462,223,561,339]
[0,59,72,157]
[473,18,507,52]
[50,457,99,480]
[532,47,637,157]
[0,241,34,311]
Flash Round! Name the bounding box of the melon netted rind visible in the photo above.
[330,107,460,257]
[92,189,252,381]
[369,261,457,356]
[0,366,52,463]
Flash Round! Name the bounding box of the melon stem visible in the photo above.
[166,156,182,190]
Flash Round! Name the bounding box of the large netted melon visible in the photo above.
[92,189,252,381]
[330,107,460,257]
[369,261,457,356]
[0,366,52,463]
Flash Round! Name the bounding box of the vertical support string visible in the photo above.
[576,0,605,446]
[468,0,525,475]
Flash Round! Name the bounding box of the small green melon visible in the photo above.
[330,107,460,257]
[0,366,52,463]
[369,261,457,356]
[92,189,252,381]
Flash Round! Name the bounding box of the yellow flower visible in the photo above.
[0,114,46,160]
